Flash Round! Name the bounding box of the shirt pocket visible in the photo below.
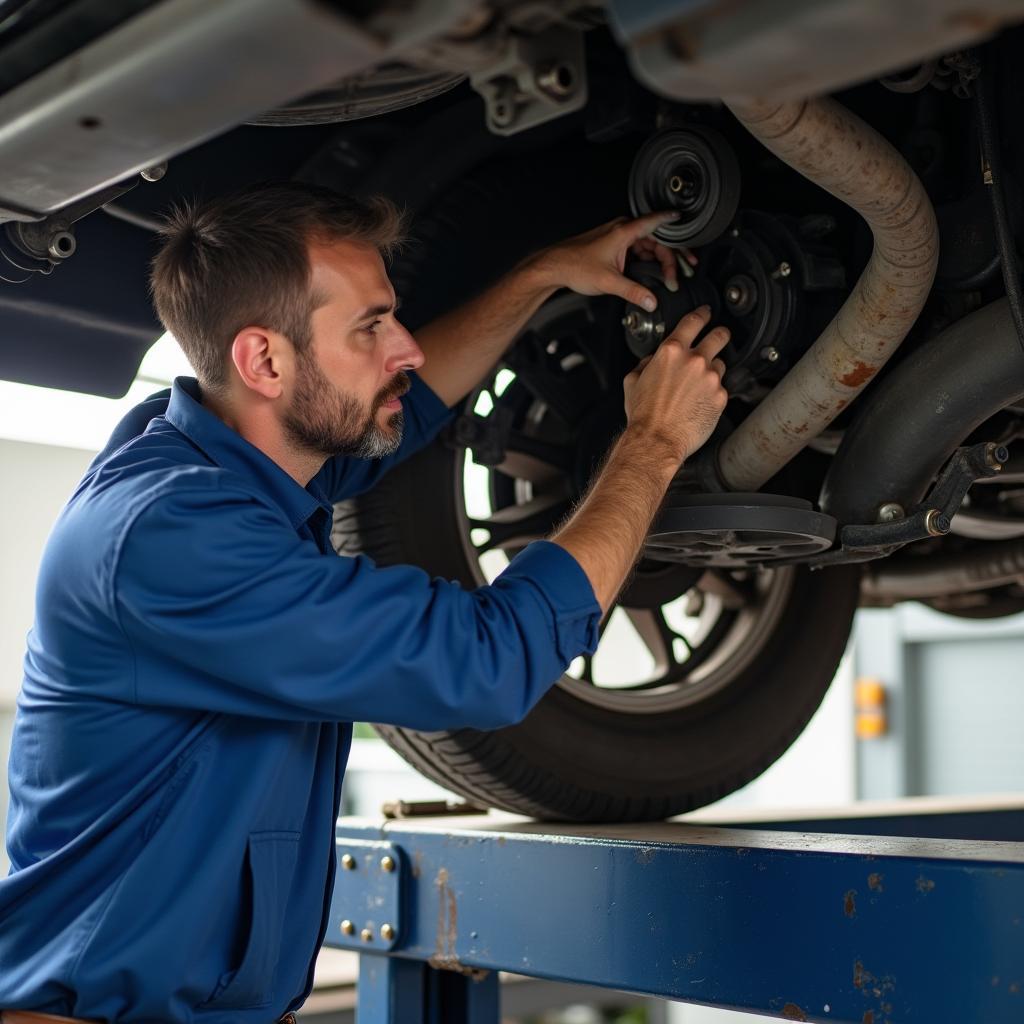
[199,830,301,1010]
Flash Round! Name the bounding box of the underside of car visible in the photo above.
[3,0,1024,821]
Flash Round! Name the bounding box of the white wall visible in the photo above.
[0,438,95,707]
[0,439,95,874]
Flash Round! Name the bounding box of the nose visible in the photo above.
[385,322,425,374]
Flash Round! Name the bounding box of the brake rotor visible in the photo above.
[628,125,741,248]
[645,493,837,568]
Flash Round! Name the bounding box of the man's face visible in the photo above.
[282,239,424,460]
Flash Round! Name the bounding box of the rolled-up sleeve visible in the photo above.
[315,371,455,502]
[112,480,600,730]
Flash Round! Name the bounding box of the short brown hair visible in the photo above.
[150,181,406,394]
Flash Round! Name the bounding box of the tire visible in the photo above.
[333,442,860,822]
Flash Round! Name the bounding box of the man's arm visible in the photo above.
[415,212,681,407]
[553,305,730,612]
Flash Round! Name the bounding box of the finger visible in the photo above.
[681,247,698,267]
[695,324,732,360]
[619,210,680,244]
[652,241,678,292]
[605,270,659,312]
[710,357,727,380]
[666,304,712,346]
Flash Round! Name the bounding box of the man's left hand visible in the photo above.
[534,212,698,313]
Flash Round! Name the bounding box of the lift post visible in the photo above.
[328,804,1024,1023]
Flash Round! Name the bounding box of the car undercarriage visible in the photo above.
[3,0,1024,820]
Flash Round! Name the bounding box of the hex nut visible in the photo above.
[360,928,374,943]
[380,855,396,873]
[341,853,356,870]
[380,923,395,941]
[340,919,355,936]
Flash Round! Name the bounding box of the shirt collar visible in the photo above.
[163,377,329,530]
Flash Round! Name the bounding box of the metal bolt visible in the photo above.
[47,230,76,260]
[877,502,905,523]
[380,855,396,873]
[360,928,374,943]
[341,853,356,870]
[340,919,355,936]
[380,923,395,941]
[925,509,951,536]
[986,443,1009,469]
[725,285,742,304]
[654,322,665,335]
[770,261,792,280]
[759,346,780,363]
[669,175,685,193]
[140,162,167,182]
[622,312,639,330]
[535,62,575,99]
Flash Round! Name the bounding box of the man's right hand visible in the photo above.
[551,304,731,612]
[622,304,730,466]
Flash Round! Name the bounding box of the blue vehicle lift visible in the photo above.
[327,803,1024,1023]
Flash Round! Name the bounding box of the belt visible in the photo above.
[1,1013,299,1024]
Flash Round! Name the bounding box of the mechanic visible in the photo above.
[0,182,729,1024]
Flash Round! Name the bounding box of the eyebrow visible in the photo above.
[352,295,401,324]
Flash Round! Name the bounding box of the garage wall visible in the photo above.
[855,603,1024,799]
[0,438,95,705]
[0,438,95,873]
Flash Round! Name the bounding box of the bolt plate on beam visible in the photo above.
[330,838,404,951]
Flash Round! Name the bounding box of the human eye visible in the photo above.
[362,319,382,335]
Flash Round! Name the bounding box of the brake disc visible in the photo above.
[645,493,837,568]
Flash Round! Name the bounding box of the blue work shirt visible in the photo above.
[0,374,600,1022]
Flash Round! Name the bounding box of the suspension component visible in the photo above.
[628,126,741,248]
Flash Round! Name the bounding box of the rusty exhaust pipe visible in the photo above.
[716,96,939,492]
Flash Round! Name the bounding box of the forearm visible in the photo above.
[415,252,560,407]
[552,429,678,613]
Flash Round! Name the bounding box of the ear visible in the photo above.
[230,326,290,399]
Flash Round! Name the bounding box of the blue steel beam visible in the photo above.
[330,814,1024,1023]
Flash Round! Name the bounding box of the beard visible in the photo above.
[283,352,408,461]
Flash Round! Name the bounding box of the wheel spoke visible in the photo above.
[495,430,573,485]
[698,569,753,610]
[468,492,570,554]
[622,607,678,675]
[504,333,591,424]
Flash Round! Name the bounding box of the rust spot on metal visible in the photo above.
[839,361,877,388]
[946,10,1002,33]
[782,1003,807,1021]
[915,875,936,894]
[844,889,857,917]
[853,961,867,988]
[431,868,460,969]
[868,873,884,892]
[863,1012,875,1024]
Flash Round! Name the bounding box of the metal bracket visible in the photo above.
[470,27,587,136]
[330,838,405,952]
[795,442,1009,568]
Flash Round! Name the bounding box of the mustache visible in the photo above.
[375,372,411,408]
